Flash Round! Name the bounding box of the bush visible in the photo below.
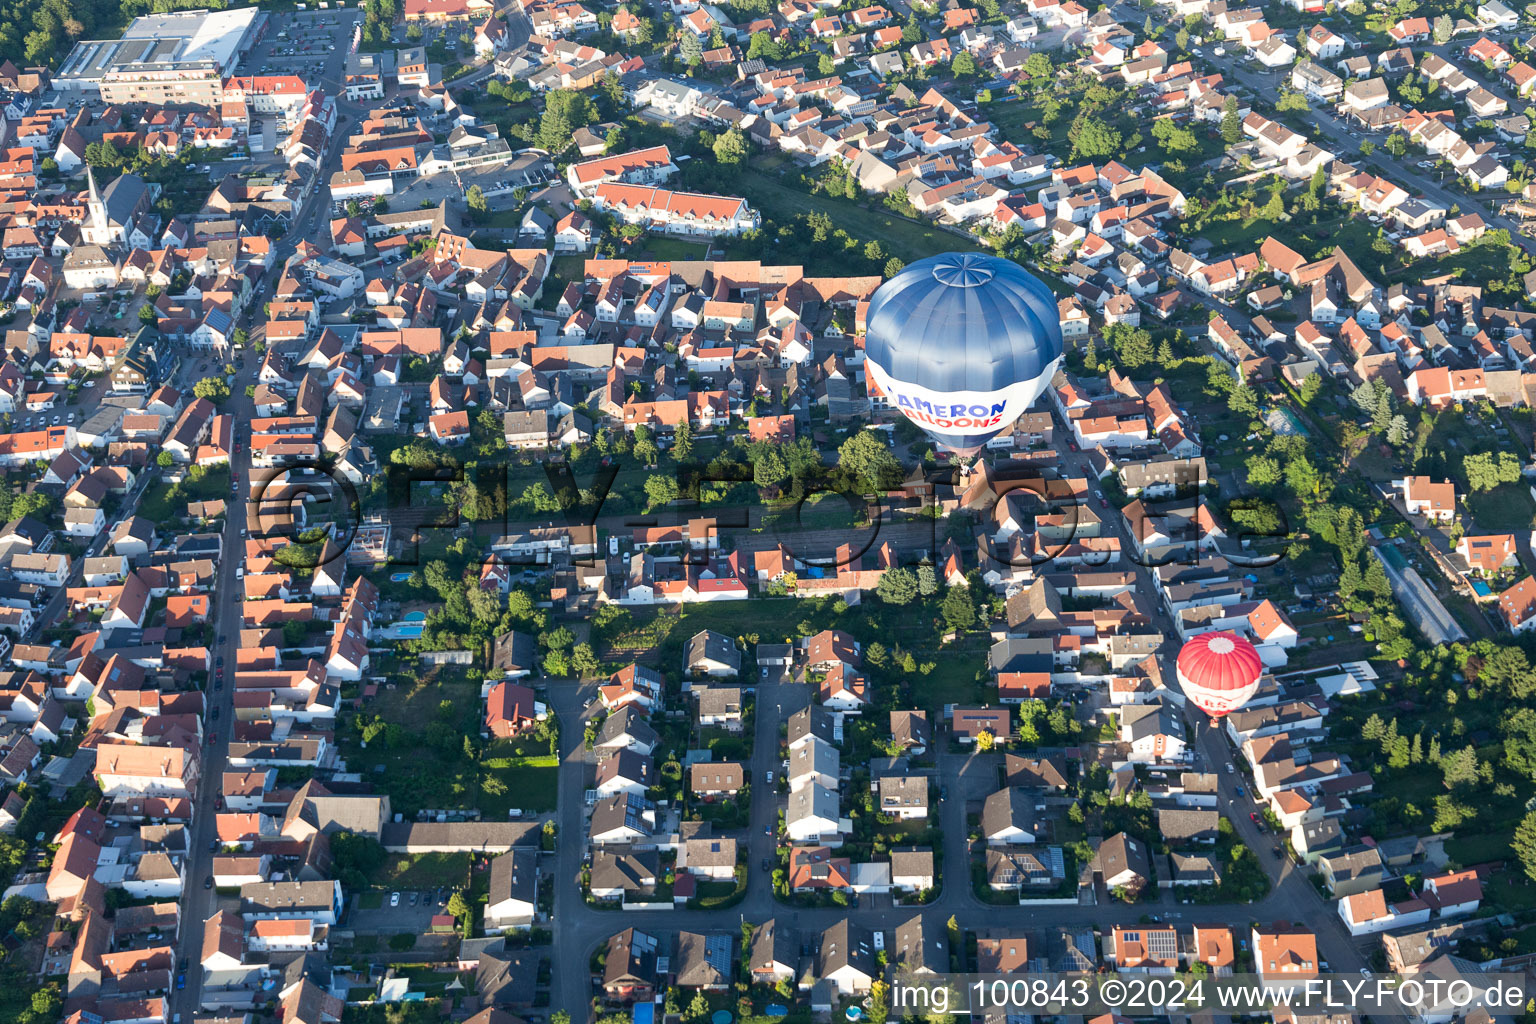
[388,932,417,951]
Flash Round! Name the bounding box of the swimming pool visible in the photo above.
[394,624,425,638]
[402,610,427,622]
[390,572,412,582]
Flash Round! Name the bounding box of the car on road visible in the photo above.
[176,974,186,990]
[765,770,772,784]
[180,957,189,972]
[390,892,400,906]
[217,656,224,667]
[208,839,218,852]
[1235,785,1245,796]
[764,823,772,835]
[761,857,772,872]
[1226,763,1235,774]
[204,876,213,889]
[1360,968,1372,978]
[1249,811,1259,822]
[212,707,220,720]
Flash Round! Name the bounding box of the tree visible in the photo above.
[1433,14,1453,43]
[687,992,711,1023]
[941,585,975,633]
[975,728,995,752]
[712,127,747,165]
[1464,450,1522,491]
[837,430,902,490]
[330,830,386,889]
[747,30,781,60]
[1245,457,1283,492]
[156,451,174,468]
[194,376,231,404]
[877,566,919,605]
[1440,745,1479,788]
[644,474,679,510]
[1152,117,1199,154]
[1022,51,1052,80]
[869,980,891,1024]
[1514,810,1536,882]
[572,643,600,677]
[1478,645,1536,699]
[680,29,704,64]
[1068,113,1122,160]
[917,562,938,596]
[952,51,977,76]
[138,304,158,325]
[1102,323,1156,368]
[466,185,489,222]
[671,421,693,462]
[884,256,905,278]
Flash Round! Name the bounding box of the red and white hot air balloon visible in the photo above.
[1176,632,1263,720]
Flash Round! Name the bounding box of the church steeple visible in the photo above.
[86,166,107,234]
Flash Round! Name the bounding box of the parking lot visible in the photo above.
[347,888,452,934]
[236,9,361,92]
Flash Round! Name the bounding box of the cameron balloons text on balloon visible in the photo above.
[863,252,1065,453]
[1175,632,1264,719]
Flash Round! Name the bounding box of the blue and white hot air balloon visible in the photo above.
[864,252,1064,453]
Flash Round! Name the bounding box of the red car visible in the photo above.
[1249,812,1259,823]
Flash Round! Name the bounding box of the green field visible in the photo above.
[733,168,976,267]
[341,673,558,816]
[370,852,471,890]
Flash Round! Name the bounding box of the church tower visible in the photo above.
[85,166,109,242]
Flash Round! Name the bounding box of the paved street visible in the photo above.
[170,357,259,1022]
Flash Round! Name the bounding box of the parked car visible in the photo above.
[390,892,400,907]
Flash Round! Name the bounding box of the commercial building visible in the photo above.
[56,9,266,104]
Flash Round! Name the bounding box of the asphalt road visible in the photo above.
[171,359,259,1021]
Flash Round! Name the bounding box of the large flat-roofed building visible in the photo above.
[56,8,265,104]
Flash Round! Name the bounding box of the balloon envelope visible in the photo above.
[864,252,1064,452]
[1176,632,1263,719]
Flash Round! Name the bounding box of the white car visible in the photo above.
[390,892,400,906]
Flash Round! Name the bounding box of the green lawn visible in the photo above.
[370,853,471,890]
[1466,484,1536,533]
[139,464,232,525]
[637,236,710,261]
[342,673,558,816]
[733,168,974,267]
